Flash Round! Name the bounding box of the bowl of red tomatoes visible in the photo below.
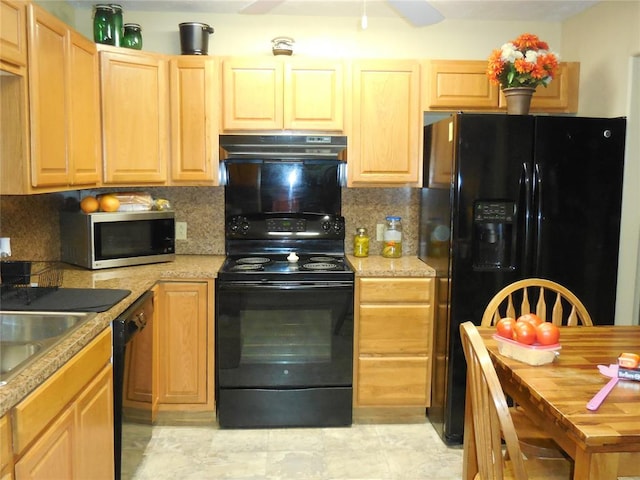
[493,314,561,366]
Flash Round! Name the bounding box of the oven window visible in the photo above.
[216,283,353,388]
[241,310,332,364]
[223,159,342,215]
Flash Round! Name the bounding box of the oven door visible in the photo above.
[215,280,353,389]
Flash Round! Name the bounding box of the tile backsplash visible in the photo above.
[0,187,420,261]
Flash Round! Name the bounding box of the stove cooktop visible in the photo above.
[218,254,353,282]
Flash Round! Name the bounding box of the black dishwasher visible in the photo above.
[112,290,154,480]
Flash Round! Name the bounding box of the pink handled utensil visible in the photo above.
[586,375,619,411]
[597,364,619,378]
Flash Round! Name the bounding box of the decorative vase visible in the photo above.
[502,86,536,115]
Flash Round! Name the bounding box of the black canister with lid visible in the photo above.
[93,4,114,45]
[179,22,214,55]
[122,23,142,50]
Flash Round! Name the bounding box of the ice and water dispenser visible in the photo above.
[472,201,516,270]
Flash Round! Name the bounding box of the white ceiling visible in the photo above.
[70,0,600,25]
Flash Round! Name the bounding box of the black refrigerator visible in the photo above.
[418,113,626,445]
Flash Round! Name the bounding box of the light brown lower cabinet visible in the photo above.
[0,414,12,480]
[11,329,114,480]
[355,277,434,407]
[156,280,214,412]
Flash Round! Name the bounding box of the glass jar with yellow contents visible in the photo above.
[353,227,369,257]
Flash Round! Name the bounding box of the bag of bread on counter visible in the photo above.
[98,192,154,211]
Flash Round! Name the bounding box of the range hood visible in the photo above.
[219,134,347,159]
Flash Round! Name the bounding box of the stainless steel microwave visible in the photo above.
[60,210,175,270]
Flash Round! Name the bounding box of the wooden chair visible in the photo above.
[481,278,593,327]
[459,321,571,480]
[481,278,591,464]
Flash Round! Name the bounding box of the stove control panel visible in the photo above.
[266,218,306,232]
[226,214,345,239]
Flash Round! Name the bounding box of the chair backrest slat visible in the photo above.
[534,287,547,322]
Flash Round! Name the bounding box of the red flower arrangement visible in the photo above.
[487,33,559,89]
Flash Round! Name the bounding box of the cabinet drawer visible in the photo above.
[13,328,111,454]
[357,357,429,406]
[359,304,432,354]
[359,278,433,303]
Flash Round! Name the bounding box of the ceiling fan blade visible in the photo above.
[386,0,444,26]
[240,0,286,14]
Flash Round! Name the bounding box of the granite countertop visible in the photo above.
[0,255,225,416]
[347,255,436,277]
[0,254,434,416]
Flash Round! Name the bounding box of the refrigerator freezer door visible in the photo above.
[426,114,536,444]
[533,116,626,325]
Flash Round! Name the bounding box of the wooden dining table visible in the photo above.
[467,326,640,480]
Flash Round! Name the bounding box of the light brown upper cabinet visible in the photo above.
[27,4,101,189]
[1,0,30,195]
[424,60,500,110]
[349,59,422,186]
[0,0,27,67]
[221,57,345,132]
[424,59,579,114]
[169,56,219,184]
[499,62,580,113]
[99,46,169,184]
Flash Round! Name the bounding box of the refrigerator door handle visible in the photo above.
[522,162,533,275]
[533,162,543,273]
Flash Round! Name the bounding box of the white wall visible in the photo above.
[563,1,640,325]
[71,7,563,60]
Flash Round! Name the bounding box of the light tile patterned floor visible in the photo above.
[129,422,464,480]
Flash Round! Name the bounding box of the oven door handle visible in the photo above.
[218,281,353,290]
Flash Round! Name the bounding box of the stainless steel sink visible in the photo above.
[0,311,97,384]
[1,341,43,374]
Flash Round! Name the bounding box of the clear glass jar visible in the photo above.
[122,23,142,50]
[109,4,123,47]
[382,216,402,258]
[353,227,369,257]
[93,4,114,45]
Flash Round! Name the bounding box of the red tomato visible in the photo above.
[536,322,560,345]
[512,321,537,345]
[495,317,517,339]
[517,313,543,327]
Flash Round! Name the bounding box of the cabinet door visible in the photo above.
[0,63,30,194]
[75,365,114,480]
[0,0,27,66]
[170,56,219,184]
[157,281,210,406]
[27,4,68,187]
[0,415,12,479]
[14,408,76,480]
[100,49,168,184]
[350,60,422,186]
[284,59,344,131]
[510,62,580,113]
[425,60,500,110]
[221,58,282,130]
[68,31,101,186]
[123,292,157,421]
